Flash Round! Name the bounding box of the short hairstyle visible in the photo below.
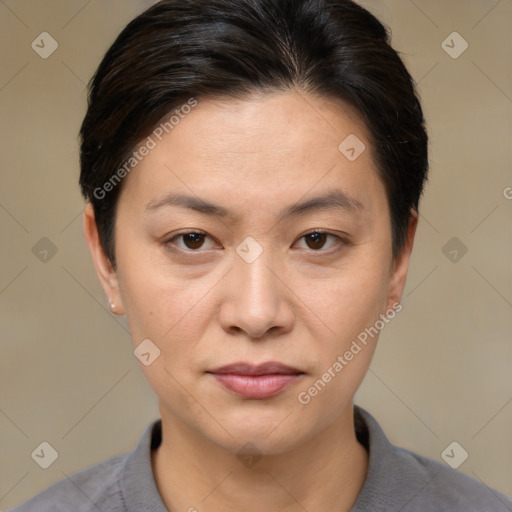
[79,0,428,266]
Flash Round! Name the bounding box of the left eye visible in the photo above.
[295,231,341,251]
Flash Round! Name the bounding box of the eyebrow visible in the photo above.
[145,189,363,221]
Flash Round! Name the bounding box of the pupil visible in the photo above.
[308,232,325,250]
[185,233,204,249]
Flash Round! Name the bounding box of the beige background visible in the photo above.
[1,0,511,509]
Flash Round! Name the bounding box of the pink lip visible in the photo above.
[208,362,304,399]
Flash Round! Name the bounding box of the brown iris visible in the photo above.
[304,232,328,250]
[182,233,206,250]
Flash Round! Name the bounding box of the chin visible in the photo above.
[212,427,306,457]
[203,407,315,455]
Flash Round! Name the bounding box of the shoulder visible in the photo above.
[353,406,512,511]
[8,453,127,512]
[9,419,163,512]
[395,446,512,511]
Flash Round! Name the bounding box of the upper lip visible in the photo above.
[208,362,303,375]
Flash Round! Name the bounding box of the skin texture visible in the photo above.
[84,89,418,512]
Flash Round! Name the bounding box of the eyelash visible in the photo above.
[163,229,347,254]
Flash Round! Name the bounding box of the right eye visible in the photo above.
[163,230,220,252]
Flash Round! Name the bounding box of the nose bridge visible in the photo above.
[220,237,292,338]
[235,241,279,312]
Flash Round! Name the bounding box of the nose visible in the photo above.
[218,248,295,340]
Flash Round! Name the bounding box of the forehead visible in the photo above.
[118,90,384,217]
[169,91,370,165]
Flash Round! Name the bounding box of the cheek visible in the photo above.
[115,230,214,343]
[294,269,388,421]
[312,252,391,344]
[295,246,391,403]
[119,268,211,404]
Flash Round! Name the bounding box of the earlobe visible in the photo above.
[83,204,125,315]
[385,210,418,312]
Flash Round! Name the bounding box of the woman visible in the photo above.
[11,0,512,510]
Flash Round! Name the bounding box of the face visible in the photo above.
[85,90,416,455]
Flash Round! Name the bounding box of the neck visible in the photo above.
[151,405,368,512]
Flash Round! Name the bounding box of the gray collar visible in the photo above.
[117,405,384,512]
[117,405,504,512]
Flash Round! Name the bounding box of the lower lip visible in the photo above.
[211,373,302,399]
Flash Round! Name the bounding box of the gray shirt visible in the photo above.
[10,406,512,511]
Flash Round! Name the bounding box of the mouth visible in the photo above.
[207,362,305,399]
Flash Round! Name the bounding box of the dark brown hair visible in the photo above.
[79,0,428,265]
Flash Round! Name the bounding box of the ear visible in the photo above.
[83,203,125,315]
[385,209,419,312]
